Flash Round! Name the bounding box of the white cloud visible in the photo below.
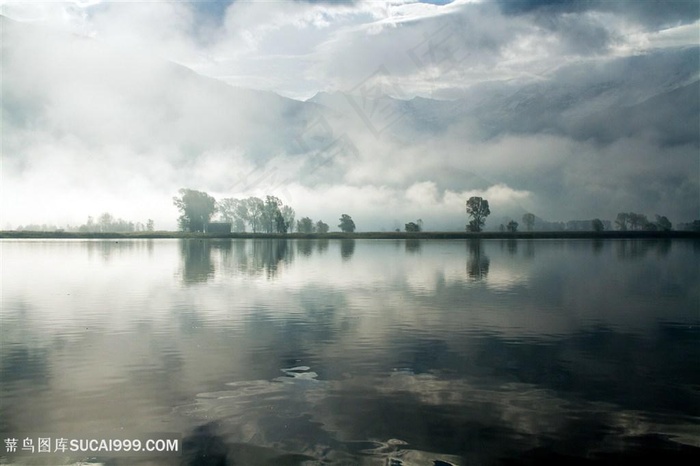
[1,3,697,230]
[3,0,696,100]
[621,20,700,53]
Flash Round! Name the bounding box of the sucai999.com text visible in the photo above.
[3,436,179,456]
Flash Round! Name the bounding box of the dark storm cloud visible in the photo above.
[497,0,700,28]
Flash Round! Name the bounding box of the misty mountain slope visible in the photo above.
[569,80,700,146]
[6,11,694,161]
[309,46,699,146]
[480,47,699,144]
[1,15,332,166]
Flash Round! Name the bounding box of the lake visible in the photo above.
[1,238,698,465]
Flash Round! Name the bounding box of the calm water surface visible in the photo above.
[1,238,699,465]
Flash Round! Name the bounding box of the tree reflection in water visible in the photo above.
[297,240,313,257]
[180,240,214,284]
[340,239,355,261]
[405,239,422,254]
[615,239,672,261]
[467,240,490,280]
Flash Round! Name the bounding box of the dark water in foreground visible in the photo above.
[1,238,698,465]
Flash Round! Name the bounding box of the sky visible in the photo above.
[1,0,699,231]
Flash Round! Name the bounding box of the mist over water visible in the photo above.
[1,238,699,465]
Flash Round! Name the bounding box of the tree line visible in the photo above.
[614,212,672,231]
[173,188,356,234]
[465,197,691,233]
[9,191,697,234]
[173,190,294,233]
[13,213,155,233]
[174,190,697,235]
[76,213,155,233]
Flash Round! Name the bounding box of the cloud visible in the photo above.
[3,0,696,99]
[495,0,700,29]
[1,3,698,230]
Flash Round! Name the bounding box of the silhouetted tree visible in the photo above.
[76,212,136,233]
[405,221,421,232]
[297,217,315,234]
[466,197,490,232]
[231,218,245,233]
[338,214,356,233]
[615,213,629,231]
[281,205,295,233]
[233,200,250,231]
[655,215,672,231]
[592,218,604,232]
[522,213,535,231]
[262,196,283,233]
[507,220,518,232]
[98,212,114,232]
[245,197,264,233]
[217,197,247,232]
[628,212,648,231]
[315,220,329,234]
[14,224,56,232]
[217,198,239,223]
[275,210,288,234]
[173,189,217,232]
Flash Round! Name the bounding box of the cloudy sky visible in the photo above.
[1,0,698,230]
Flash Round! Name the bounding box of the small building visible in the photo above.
[205,222,232,234]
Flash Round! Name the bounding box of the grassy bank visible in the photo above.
[1,230,698,240]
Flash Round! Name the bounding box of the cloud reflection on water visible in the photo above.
[0,239,698,464]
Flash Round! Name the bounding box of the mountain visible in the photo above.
[7,11,695,164]
[309,46,699,147]
[2,15,698,230]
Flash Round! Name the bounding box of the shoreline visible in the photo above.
[1,230,698,240]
